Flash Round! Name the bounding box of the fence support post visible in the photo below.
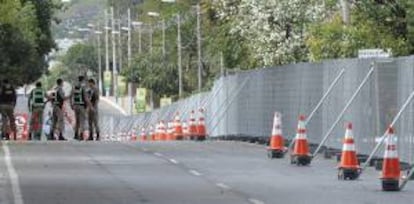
[360,89,414,175]
[209,75,252,136]
[400,165,414,190]
[287,68,346,150]
[312,64,375,159]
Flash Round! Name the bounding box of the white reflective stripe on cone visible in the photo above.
[342,144,356,151]
[296,132,307,139]
[344,130,353,139]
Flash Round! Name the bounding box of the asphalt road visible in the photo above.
[0,141,412,204]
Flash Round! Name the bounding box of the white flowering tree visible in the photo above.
[213,0,326,66]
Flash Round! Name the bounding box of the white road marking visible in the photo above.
[2,142,24,204]
[189,170,202,176]
[153,152,163,157]
[248,198,265,204]
[169,159,179,164]
[215,183,231,189]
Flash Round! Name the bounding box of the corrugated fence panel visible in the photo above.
[105,56,414,162]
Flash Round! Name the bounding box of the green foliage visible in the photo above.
[123,48,178,98]
[42,62,74,90]
[0,0,60,84]
[61,43,98,75]
[99,0,414,100]
[307,4,411,61]
[114,0,257,99]
[53,0,104,39]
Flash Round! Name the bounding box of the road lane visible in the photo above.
[135,141,414,204]
[1,140,413,204]
[4,141,248,204]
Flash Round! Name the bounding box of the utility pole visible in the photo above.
[118,20,123,74]
[111,6,117,97]
[127,8,133,115]
[196,3,202,92]
[96,26,102,95]
[220,51,224,76]
[162,19,166,57]
[177,14,182,98]
[138,25,142,54]
[105,9,110,97]
[340,0,350,25]
[127,9,132,69]
[150,25,154,110]
[149,27,153,55]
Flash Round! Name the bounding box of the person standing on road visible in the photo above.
[71,76,91,140]
[87,79,100,141]
[0,79,17,140]
[28,82,47,140]
[50,78,67,141]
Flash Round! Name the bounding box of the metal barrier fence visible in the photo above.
[99,56,414,164]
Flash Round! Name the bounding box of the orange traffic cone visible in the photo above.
[159,121,167,141]
[188,110,198,140]
[196,108,207,141]
[149,125,155,141]
[167,122,174,141]
[154,122,161,141]
[140,127,147,141]
[183,122,189,140]
[173,112,184,140]
[338,123,360,180]
[380,126,401,191]
[291,115,311,166]
[131,128,137,141]
[267,112,287,159]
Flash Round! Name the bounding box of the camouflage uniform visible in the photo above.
[51,86,66,140]
[87,85,100,140]
[72,83,87,140]
[0,83,17,140]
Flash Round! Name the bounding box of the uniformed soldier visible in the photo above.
[0,79,17,140]
[71,76,91,140]
[28,82,47,140]
[50,78,67,141]
[87,79,100,141]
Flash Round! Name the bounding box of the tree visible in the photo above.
[213,0,326,66]
[354,0,414,54]
[0,0,41,84]
[123,48,179,99]
[0,0,60,84]
[307,2,411,61]
[61,43,99,76]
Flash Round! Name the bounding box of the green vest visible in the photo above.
[73,86,84,105]
[31,88,44,108]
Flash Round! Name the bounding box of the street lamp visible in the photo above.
[104,9,111,97]
[91,29,103,95]
[132,21,143,53]
[147,11,166,56]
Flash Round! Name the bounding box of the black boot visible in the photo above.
[87,130,94,141]
[74,132,79,140]
[58,133,66,141]
[3,133,10,140]
[48,130,55,140]
[96,132,100,141]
